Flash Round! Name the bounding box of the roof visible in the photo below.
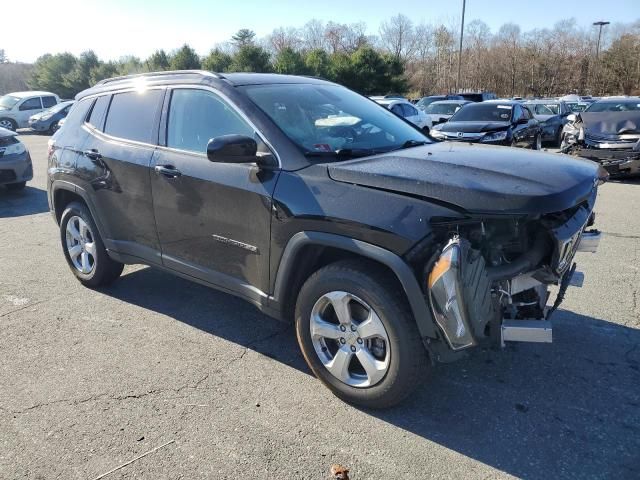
[3,91,57,98]
[79,70,334,99]
[374,98,411,106]
[430,100,470,105]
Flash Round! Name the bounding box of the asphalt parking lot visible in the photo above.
[1,133,639,479]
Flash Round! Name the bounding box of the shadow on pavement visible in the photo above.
[102,266,640,479]
[0,186,49,218]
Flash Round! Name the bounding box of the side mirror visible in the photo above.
[207,134,278,169]
[566,114,577,123]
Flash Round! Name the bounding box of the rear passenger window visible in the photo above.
[167,89,254,154]
[87,95,110,130]
[402,104,417,117]
[104,90,163,143]
[42,96,57,108]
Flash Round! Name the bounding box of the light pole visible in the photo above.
[456,0,466,93]
[592,21,609,94]
[593,21,610,59]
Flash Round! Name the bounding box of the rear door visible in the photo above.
[79,88,164,263]
[150,86,279,298]
[16,97,42,127]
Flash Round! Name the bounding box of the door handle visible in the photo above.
[154,165,182,178]
[83,149,102,161]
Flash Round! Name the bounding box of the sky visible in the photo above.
[3,0,638,62]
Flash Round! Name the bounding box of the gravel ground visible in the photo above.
[1,133,638,480]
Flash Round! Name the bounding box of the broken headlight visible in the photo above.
[427,239,476,350]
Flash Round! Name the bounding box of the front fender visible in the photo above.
[272,231,438,339]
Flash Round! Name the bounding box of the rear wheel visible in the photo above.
[295,260,429,408]
[59,201,123,287]
[0,118,17,131]
[5,181,26,191]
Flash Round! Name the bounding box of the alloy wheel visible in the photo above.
[65,216,97,274]
[310,291,390,388]
[0,119,14,130]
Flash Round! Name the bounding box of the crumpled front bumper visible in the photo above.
[570,146,640,177]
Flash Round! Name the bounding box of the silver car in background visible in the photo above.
[0,127,32,191]
[422,100,471,126]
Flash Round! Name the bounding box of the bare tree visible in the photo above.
[379,14,416,62]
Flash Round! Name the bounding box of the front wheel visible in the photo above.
[295,260,429,408]
[60,201,124,287]
[533,133,542,150]
[0,118,17,131]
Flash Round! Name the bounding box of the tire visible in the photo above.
[0,118,17,131]
[554,127,563,148]
[295,259,430,408]
[59,201,123,287]
[533,133,542,150]
[5,181,26,191]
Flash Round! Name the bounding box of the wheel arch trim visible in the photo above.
[273,231,438,339]
[50,181,112,242]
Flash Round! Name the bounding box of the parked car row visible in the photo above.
[0,127,32,191]
[0,91,74,133]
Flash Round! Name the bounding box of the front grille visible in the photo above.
[0,169,17,182]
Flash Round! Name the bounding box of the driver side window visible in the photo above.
[167,89,255,154]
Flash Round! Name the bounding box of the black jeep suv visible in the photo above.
[47,71,605,408]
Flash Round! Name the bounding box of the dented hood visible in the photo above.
[581,111,640,135]
[327,142,602,215]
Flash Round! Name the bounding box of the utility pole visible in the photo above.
[592,21,609,94]
[456,0,466,93]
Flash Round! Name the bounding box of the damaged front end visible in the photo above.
[562,112,640,177]
[421,195,600,354]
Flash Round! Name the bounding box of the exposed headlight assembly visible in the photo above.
[427,237,496,350]
[481,130,508,142]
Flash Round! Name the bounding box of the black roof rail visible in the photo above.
[96,70,224,86]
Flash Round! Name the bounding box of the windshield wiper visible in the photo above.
[388,139,429,152]
[304,148,379,160]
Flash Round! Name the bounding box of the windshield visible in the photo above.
[243,84,428,157]
[425,103,461,115]
[449,103,512,122]
[585,101,640,112]
[530,103,559,115]
[45,102,73,114]
[0,95,20,109]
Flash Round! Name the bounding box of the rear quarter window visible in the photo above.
[87,95,111,131]
[104,90,163,144]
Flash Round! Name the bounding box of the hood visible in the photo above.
[436,121,511,133]
[0,126,17,138]
[581,111,640,135]
[327,142,603,215]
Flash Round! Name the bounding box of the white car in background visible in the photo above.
[423,100,471,126]
[373,98,432,132]
[0,91,60,130]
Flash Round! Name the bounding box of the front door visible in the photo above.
[150,87,279,300]
[16,97,43,127]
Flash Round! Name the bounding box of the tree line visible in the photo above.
[1,16,638,98]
